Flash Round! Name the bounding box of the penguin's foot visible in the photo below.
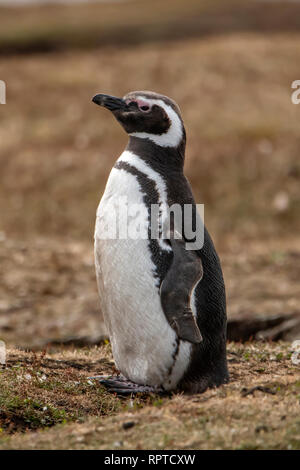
[89,374,165,396]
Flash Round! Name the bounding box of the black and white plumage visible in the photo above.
[92,91,229,394]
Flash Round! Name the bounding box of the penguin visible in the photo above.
[92,91,229,394]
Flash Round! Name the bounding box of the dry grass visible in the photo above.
[0,342,299,450]
[0,344,149,434]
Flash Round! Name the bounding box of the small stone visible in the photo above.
[258,139,273,155]
[0,340,6,366]
[113,441,123,448]
[272,191,290,212]
[38,374,47,382]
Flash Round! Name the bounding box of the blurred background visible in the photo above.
[0,0,300,347]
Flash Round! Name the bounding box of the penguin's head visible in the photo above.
[92,91,185,149]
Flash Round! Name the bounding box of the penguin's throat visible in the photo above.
[127,136,185,172]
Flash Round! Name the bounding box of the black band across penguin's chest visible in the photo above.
[114,160,173,286]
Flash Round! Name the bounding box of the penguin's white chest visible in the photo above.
[94,155,191,390]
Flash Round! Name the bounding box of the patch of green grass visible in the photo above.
[243,351,250,361]
[0,349,161,435]
[0,392,70,432]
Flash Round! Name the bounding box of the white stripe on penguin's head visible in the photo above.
[128,97,183,148]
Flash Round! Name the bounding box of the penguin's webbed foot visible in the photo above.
[89,374,165,396]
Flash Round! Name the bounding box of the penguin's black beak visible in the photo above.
[92,94,127,112]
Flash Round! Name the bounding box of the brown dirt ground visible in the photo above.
[0,342,299,450]
[0,236,300,348]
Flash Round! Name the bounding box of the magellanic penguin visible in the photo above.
[92,91,229,394]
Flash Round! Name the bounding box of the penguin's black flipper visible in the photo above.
[160,235,203,344]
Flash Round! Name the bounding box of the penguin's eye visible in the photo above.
[140,105,150,112]
[127,101,138,108]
